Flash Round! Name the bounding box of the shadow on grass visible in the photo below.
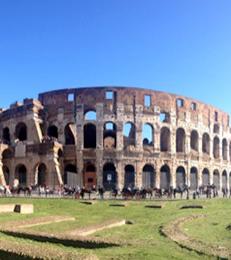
[0,249,39,260]
[1,230,120,249]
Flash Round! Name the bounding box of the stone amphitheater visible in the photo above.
[0,86,230,193]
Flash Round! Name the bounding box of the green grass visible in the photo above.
[0,197,230,259]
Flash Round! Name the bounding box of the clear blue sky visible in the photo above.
[0,0,231,114]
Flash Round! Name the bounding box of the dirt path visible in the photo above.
[161,214,231,259]
[68,219,126,236]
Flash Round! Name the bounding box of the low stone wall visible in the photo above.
[0,204,34,214]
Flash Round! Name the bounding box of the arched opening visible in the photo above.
[15,122,27,141]
[160,127,170,152]
[160,165,171,189]
[222,170,227,189]
[176,166,186,188]
[3,166,10,185]
[213,170,220,189]
[202,133,210,154]
[123,122,136,147]
[202,168,210,186]
[190,130,198,151]
[142,123,154,146]
[2,149,13,159]
[142,164,155,188]
[176,128,185,153]
[104,122,116,149]
[84,163,96,189]
[84,123,96,148]
[15,164,27,187]
[37,164,47,186]
[213,136,220,159]
[84,110,96,121]
[124,165,135,189]
[222,139,228,160]
[47,125,58,139]
[103,163,117,190]
[64,164,78,185]
[190,167,198,190]
[64,123,75,145]
[2,127,10,144]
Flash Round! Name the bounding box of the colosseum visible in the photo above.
[0,86,230,193]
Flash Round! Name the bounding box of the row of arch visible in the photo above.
[2,162,231,191]
[2,122,231,161]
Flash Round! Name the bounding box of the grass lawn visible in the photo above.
[0,197,230,259]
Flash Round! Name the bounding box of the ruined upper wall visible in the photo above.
[38,86,230,129]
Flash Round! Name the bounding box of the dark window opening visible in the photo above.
[15,122,27,141]
[176,128,185,153]
[124,165,135,189]
[213,137,220,159]
[202,133,210,154]
[65,123,75,145]
[190,130,198,151]
[84,123,96,148]
[160,127,170,152]
[2,127,10,144]
[214,111,218,122]
[47,125,58,139]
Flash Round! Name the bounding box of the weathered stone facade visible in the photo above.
[0,87,230,192]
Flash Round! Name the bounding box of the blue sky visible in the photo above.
[0,0,231,114]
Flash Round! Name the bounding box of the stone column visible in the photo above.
[0,155,6,186]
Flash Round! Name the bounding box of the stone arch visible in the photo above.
[3,165,10,185]
[160,164,171,189]
[176,128,186,153]
[2,127,10,144]
[123,122,136,146]
[103,163,117,191]
[47,125,58,139]
[176,166,186,188]
[64,123,75,145]
[2,148,13,159]
[83,163,96,189]
[160,127,170,152]
[142,164,156,188]
[213,136,220,159]
[84,110,96,121]
[202,168,210,186]
[202,133,210,154]
[190,167,198,190]
[190,130,198,151]
[222,138,228,160]
[213,169,220,189]
[15,164,27,187]
[124,165,135,189]
[35,163,47,186]
[15,122,27,141]
[104,122,116,149]
[84,123,96,148]
[64,164,77,185]
[142,123,154,146]
[222,170,227,189]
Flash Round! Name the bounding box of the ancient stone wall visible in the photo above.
[0,87,230,192]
